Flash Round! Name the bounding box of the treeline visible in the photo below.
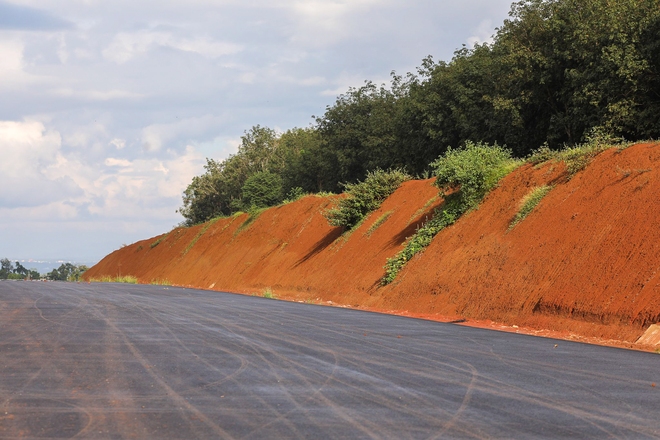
[0,258,41,280]
[180,0,660,226]
[0,259,88,281]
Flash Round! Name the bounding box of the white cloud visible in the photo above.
[0,119,204,224]
[0,120,81,208]
[0,40,24,73]
[0,39,42,87]
[104,157,132,167]
[287,0,381,47]
[109,138,126,149]
[467,19,496,47]
[141,114,227,152]
[52,88,143,101]
[102,30,242,64]
[320,71,388,97]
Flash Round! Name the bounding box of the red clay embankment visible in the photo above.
[84,142,660,345]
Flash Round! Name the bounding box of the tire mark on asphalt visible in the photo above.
[99,305,236,438]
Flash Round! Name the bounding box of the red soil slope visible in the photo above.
[84,143,660,345]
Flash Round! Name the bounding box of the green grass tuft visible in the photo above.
[527,132,633,176]
[262,287,276,299]
[509,185,553,230]
[150,278,171,286]
[89,275,138,284]
[235,207,266,234]
[365,210,394,237]
[183,217,220,255]
[150,234,168,249]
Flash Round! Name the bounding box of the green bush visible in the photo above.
[433,141,519,209]
[324,168,410,229]
[383,142,520,285]
[509,185,553,229]
[241,171,284,208]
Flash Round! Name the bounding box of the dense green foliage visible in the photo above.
[0,258,41,280]
[323,169,411,230]
[47,263,89,281]
[240,172,284,209]
[180,0,660,226]
[382,143,520,284]
[432,142,520,209]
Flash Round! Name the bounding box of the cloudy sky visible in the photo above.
[0,0,513,264]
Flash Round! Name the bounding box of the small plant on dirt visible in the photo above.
[407,195,438,225]
[262,287,276,299]
[235,206,266,234]
[365,210,394,237]
[382,204,462,285]
[382,142,520,285]
[433,141,521,210]
[150,234,168,249]
[324,168,411,230]
[314,191,335,198]
[150,278,171,286]
[509,185,553,230]
[183,217,220,255]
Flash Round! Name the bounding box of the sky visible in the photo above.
[0,0,514,264]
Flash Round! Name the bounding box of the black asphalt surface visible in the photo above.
[0,281,658,439]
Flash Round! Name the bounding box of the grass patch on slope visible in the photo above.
[365,210,394,238]
[509,185,553,230]
[183,217,221,255]
[527,132,633,176]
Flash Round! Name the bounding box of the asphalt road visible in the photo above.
[0,281,658,439]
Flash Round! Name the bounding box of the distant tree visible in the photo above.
[47,263,87,281]
[0,258,14,279]
[14,261,28,277]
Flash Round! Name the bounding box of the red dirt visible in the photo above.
[84,142,660,350]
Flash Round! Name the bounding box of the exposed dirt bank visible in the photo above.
[85,143,660,350]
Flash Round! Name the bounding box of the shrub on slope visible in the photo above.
[383,142,521,284]
[324,169,411,230]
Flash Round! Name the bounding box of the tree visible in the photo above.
[47,263,87,281]
[315,81,400,187]
[179,125,284,225]
[0,258,14,279]
[276,128,328,193]
[14,261,28,277]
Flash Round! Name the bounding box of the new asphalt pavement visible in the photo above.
[0,281,658,439]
